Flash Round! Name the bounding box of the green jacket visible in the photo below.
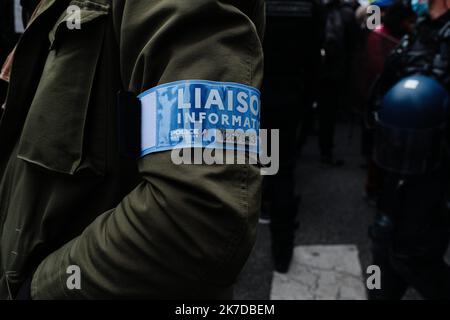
[0,0,264,299]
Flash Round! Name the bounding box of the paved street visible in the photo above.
[234,122,450,300]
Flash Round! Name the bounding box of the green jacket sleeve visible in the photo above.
[31,0,264,299]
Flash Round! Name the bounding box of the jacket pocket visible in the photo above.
[17,0,111,176]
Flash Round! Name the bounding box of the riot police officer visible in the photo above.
[369,0,450,299]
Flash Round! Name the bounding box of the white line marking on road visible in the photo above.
[270,245,367,300]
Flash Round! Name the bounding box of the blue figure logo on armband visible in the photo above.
[138,80,261,157]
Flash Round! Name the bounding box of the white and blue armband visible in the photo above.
[137,80,261,157]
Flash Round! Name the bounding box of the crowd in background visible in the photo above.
[262,0,419,274]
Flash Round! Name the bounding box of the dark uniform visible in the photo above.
[262,0,324,272]
[369,10,450,299]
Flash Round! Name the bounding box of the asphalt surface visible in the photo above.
[234,121,450,300]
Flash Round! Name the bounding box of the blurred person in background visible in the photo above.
[368,0,450,299]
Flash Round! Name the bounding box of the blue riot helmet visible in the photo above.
[374,75,449,175]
